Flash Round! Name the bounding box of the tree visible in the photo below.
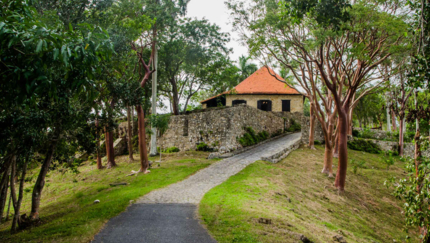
[0,0,112,225]
[157,18,231,115]
[228,0,409,191]
[390,70,414,156]
[237,55,258,82]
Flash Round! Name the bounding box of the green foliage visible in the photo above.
[382,152,395,170]
[386,151,430,241]
[286,119,301,132]
[163,147,180,153]
[314,140,322,145]
[238,127,270,147]
[357,128,376,139]
[352,129,360,137]
[148,114,171,135]
[196,143,212,152]
[350,159,366,174]
[347,139,382,154]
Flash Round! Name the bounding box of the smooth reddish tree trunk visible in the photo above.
[333,135,339,158]
[334,110,349,192]
[308,105,316,149]
[136,105,150,173]
[31,128,60,220]
[105,129,116,168]
[127,106,134,162]
[321,143,334,177]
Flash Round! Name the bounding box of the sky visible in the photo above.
[186,0,249,62]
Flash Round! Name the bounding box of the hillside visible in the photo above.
[200,146,413,243]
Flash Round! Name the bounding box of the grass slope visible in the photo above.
[0,151,215,243]
[200,146,413,243]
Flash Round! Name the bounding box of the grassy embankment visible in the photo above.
[200,146,414,243]
[0,151,215,243]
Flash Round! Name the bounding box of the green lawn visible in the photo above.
[199,146,414,243]
[0,151,215,243]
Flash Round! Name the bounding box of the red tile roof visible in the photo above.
[201,66,300,103]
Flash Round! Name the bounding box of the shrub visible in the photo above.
[347,139,382,154]
[350,159,366,174]
[197,143,212,152]
[163,147,180,153]
[286,119,301,132]
[238,127,270,147]
[314,140,322,145]
[382,152,395,170]
[359,128,376,139]
[352,130,360,137]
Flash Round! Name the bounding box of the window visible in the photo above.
[282,100,291,112]
[257,100,272,111]
[232,100,247,106]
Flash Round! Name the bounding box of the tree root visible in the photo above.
[127,169,150,176]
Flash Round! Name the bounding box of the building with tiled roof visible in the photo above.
[200,66,304,113]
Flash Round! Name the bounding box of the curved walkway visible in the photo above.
[93,132,301,243]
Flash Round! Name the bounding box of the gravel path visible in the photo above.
[138,132,301,204]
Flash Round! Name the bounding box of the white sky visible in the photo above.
[186,0,249,62]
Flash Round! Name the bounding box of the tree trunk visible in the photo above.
[399,115,405,156]
[136,105,150,173]
[321,143,334,177]
[347,109,353,136]
[171,81,180,115]
[308,105,316,149]
[359,119,362,129]
[127,106,134,162]
[95,114,103,169]
[333,135,339,158]
[0,154,14,223]
[391,108,397,131]
[11,156,29,232]
[334,110,349,192]
[105,128,116,168]
[30,127,61,220]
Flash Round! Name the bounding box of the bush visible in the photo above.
[350,159,366,174]
[196,143,212,152]
[314,140,322,145]
[347,139,382,154]
[382,152,395,170]
[352,130,360,137]
[358,128,376,139]
[286,119,301,132]
[238,127,271,147]
[163,147,180,153]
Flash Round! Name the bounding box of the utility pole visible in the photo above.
[150,48,158,156]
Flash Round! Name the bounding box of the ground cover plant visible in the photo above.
[347,139,382,154]
[0,152,214,243]
[238,127,270,147]
[200,146,413,242]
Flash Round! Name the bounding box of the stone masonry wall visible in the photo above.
[357,139,430,158]
[157,105,286,152]
[301,116,325,145]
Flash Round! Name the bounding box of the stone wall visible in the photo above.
[301,116,325,145]
[356,138,430,158]
[226,94,304,113]
[157,105,286,152]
